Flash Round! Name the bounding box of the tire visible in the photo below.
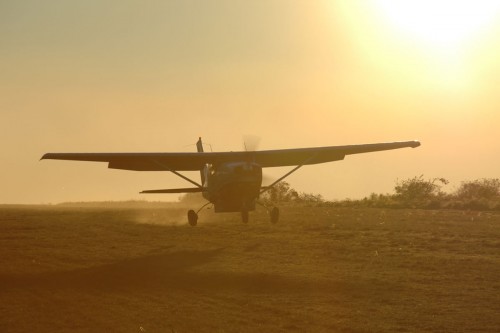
[270,207,279,224]
[187,210,198,226]
[241,210,249,223]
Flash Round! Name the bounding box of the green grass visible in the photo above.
[0,205,499,332]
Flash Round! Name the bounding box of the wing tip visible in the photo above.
[411,140,421,148]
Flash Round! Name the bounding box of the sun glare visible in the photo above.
[372,0,500,49]
[367,0,500,91]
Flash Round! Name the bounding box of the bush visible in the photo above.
[455,179,500,200]
[394,175,449,203]
[296,192,324,204]
[394,175,448,206]
[360,193,401,208]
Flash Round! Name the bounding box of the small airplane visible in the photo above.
[41,138,420,225]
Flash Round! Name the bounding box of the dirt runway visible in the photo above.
[1,205,499,332]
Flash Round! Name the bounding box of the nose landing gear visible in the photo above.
[187,202,279,225]
[270,206,279,224]
[241,210,249,223]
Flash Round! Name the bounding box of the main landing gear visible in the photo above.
[187,202,211,226]
[187,204,280,226]
[187,209,198,226]
[256,201,279,224]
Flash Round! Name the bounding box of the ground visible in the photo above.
[0,204,499,332]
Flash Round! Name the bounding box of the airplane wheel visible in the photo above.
[270,207,279,224]
[187,210,198,226]
[241,210,249,224]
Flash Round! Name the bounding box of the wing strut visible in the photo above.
[150,159,203,188]
[260,153,317,195]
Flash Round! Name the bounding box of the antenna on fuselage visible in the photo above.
[196,137,204,153]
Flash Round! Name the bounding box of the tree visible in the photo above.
[394,175,448,203]
[263,181,296,203]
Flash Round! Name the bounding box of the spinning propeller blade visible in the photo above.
[243,135,261,152]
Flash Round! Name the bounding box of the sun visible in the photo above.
[372,0,500,49]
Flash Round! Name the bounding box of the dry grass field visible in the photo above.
[0,204,499,332]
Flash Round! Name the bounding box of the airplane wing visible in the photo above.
[41,140,420,171]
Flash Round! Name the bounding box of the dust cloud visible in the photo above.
[131,208,188,226]
[56,201,201,226]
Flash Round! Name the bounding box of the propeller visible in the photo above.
[242,135,277,186]
[242,134,261,152]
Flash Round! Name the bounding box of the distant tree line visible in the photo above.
[178,181,324,207]
[179,176,500,211]
[334,176,500,210]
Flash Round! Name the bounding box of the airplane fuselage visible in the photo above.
[202,162,262,212]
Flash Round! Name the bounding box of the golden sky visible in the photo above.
[1,0,500,204]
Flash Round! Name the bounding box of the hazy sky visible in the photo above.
[2,0,500,204]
